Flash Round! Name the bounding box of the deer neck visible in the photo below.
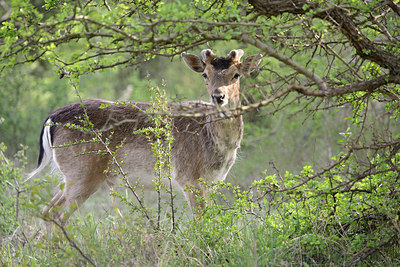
[203,115,243,154]
[215,115,243,150]
[227,82,241,110]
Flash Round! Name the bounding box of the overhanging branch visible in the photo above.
[294,74,399,97]
[237,34,328,91]
[249,0,400,72]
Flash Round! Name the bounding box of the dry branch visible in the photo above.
[249,0,400,73]
[49,219,98,267]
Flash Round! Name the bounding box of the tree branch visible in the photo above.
[237,34,328,91]
[50,219,98,267]
[249,0,400,73]
[294,74,399,97]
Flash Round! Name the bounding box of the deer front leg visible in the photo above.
[184,181,212,216]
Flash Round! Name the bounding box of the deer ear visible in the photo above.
[239,54,263,75]
[181,52,205,73]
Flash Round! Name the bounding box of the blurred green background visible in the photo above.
[0,41,349,188]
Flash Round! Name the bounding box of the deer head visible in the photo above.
[182,49,262,108]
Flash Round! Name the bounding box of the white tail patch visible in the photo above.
[24,119,53,182]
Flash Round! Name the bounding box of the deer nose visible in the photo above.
[212,94,225,104]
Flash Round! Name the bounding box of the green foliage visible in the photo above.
[118,78,177,230]
[246,152,400,264]
[1,0,400,265]
[1,142,400,265]
[0,143,25,234]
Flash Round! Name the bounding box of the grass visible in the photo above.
[1,174,288,266]
[2,146,400,266]
[2,186,400,266]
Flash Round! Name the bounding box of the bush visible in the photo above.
[0,143,28,235]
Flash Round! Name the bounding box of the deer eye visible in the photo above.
[202,73,208,79]
[233,73,240,80]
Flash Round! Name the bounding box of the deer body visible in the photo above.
[28,49,262,224]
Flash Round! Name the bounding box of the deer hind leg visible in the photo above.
[43,174,106,227]
[59,177,105,225]
[46,148,110,225]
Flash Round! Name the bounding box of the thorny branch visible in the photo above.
[49,218,98,267]
[91,128,155,228]
[249,0,400,73]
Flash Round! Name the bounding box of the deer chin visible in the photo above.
[212,99,234,119]
[212,98,229,108]
[219,100,229,108]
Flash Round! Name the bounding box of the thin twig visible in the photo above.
[49,219,98,267]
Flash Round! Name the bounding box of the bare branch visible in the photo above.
[238,34,328,91]
[294,74,399,97]
[168,84,298,119]
[49,219,98,267]
[249,0,400,72]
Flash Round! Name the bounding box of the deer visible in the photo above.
[26,49,262,225]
